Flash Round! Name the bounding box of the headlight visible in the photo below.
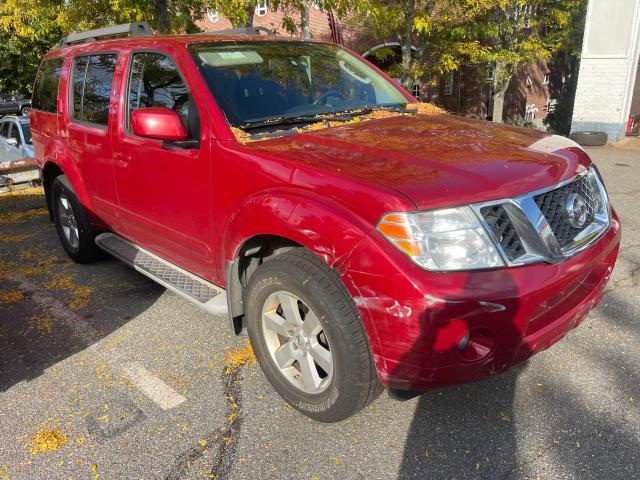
[376,207,505,271]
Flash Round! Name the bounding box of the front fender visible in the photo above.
[222,187,374,272]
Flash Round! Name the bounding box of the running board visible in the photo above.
[95,233,228,316]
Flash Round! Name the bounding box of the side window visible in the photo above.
[71,54,117,126]
[8,123,21,146]
[71,56,88,121]
[127,52,198,138]
[32,57,64,113]
[0,121,9,138]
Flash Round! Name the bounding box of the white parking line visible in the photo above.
[121,362,186,410]
[7,270,187,411]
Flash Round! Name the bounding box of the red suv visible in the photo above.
[31,23,621,422]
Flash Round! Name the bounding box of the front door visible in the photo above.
[0,121,24,163]
[0,96,18,115]
[112,49,215,279]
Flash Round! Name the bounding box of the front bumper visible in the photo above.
[343,211,621,390]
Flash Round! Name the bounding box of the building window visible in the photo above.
[255,1,268,17]
[546,98,558,114]
[525,104,538,123]
[444,72,454,96]
[543,73,550,85]
[207,10,220,23]
[526,74,533,87]
[412,83,421,99]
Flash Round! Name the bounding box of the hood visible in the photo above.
[247,114,588,210]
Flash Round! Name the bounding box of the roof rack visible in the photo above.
[60,22,154,47]
[203,26,275,36]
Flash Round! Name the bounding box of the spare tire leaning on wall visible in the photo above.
[570,131,608,147]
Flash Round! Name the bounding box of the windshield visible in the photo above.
[189,41,409,127]
[21,123,32,144]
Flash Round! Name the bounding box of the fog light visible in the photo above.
[460,330,494,362]
[457,333,471,351]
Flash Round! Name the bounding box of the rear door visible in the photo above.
[112,48,215,279]
[63,52,121,226]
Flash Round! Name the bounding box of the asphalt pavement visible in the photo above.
[0,145,638,480]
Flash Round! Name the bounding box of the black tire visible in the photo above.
[570,131,608,147]
[20,106,30,117]
[246,248,382,422]
[51,175,101,263]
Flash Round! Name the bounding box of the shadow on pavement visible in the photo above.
[0,189,164,392]
[396,268,640,479]
[393,270,528,479]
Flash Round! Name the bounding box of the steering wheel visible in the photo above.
[313,89,346,106]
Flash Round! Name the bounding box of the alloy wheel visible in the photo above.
[57,194,79,249]
[261,291,333,394]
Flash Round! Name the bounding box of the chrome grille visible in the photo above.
[472,167,610,266]
[533,174,597,248]
[480,205,526,261]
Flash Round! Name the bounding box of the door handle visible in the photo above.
[113,152,132,166]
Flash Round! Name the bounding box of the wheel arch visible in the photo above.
[222,189,374,335]
[42,161,65,221]
[41,156,94,224]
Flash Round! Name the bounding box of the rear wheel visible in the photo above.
[246,249,382,422]
[20,106,30,117]
[51,176,101,263]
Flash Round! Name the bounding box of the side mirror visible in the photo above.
[6,138,18,147]
[130,107,188,142]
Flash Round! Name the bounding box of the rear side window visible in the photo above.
[71,54,117,126]
[0,121,9,137]
[32,58,63,113]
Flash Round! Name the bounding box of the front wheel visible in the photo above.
[20,106,30,117]
[246,249,382,422]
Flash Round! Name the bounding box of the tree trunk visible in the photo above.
[302,4,311,39]
[400,35,413,89]
[154,0,171,34]
[399,0,415,89]
[491,63,512,124]
[244,4,255,28]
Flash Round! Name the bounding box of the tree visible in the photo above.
[345,0,586,122]
[344,1,497,89]
[474,0,587,123]
[0,0,62,93]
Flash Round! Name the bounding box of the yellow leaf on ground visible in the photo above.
[29,429,68,454]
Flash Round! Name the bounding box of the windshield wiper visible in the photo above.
[238,105,410,132]
[329,105,410,117]
[240,115,344,131]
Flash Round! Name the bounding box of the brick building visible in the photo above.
[198,3,335,42]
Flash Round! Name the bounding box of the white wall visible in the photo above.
[571,0,640,142]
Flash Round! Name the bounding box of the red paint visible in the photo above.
[130,107,188,141]
[31,34,621,391]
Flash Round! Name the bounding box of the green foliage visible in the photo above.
[345,0,587,88]
[0,1,61,94]
[543,95,574,136]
